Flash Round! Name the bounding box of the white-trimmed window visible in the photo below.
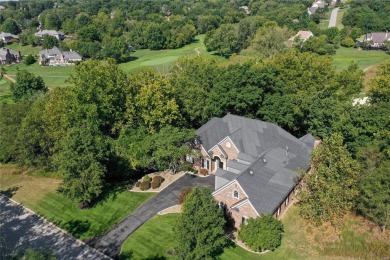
[285,197,289,206]
[277,207,281,216]
[201,158,209,169]
[233,190,239,199]
[186,154,194,164]
[242,216,248,225]
[226,142,231,148]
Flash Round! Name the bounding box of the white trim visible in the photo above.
[212,180,238,195]
[208,144,227,158]
[235,181,250,199]
[231,198,249,209]
[233,189,239,199]
[201,145,211,158]
[218,136,240,153]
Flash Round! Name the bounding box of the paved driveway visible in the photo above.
[0,195,110,260]
[89,173,215,258]
[329,7,339,28]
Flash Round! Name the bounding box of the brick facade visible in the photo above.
[213,181,258,229]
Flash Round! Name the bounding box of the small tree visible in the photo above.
[299,133,361,223]
[174,186,227,259]
[10,70,48,101]
[238,215,283,252]
[357,161,390,233]
[340,37,356,48]
[24,54,36,65]
[55,124,107,207]
[41,34,59,49]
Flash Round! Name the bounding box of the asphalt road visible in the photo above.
[0,194,110,260]
[329,7,339,28]
[89,173,215,259]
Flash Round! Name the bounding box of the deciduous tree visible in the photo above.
[238,215,283,252]
[10,70,47,102]
[299,133,361,223]
[174,186,226,259]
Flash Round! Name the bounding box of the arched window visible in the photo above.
[233,190,239,199]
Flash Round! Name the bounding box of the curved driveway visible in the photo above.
[89,173,215,259]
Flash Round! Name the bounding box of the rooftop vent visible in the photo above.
[286,145,289,156]
[249,170,254,175]
[263,158,267,163]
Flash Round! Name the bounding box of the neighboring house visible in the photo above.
[190,114,316,229]
[39,46,82,66]
[362,32,390,49]
[0,5,6,10]
[289,30,314,43]
[35,30,65,40]
[239,6,251,15]
[308,0,326,15]
[0,32,19,43]
[0,48,21,64]
[352,96,370,106]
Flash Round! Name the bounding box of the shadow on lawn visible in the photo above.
[63,219,91,238]
[0,186,20,198]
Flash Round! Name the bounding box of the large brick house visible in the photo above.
[192,114,316,228]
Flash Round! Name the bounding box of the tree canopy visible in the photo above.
[238,215,284,252]
[174,186,227,259]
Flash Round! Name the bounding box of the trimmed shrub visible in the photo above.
[143,175,152,182]
[151,181,161,189]
[24,54,36,65]
[180,164,197,173]
[199,169,208,176]
[178,187,193,204]
[135,181,141,187]
[152,175,165,184]
[151,176,165,189]
[238,215,283,252]
[139,181,151,191]
[340,37,356,48]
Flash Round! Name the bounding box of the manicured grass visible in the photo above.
[4,63,74,89]
[332,47,390,71]
[119,34,222,74]
[120,207,317,260]
[336,8,346,29]
[6,43,41,57]
[0,164,155,240]
[0,77,13,103]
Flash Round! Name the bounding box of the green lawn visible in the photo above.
[332,47,390,71]
[0,77,13,103]
[4,63,74,89]
[119,34,221,74]
[336,7,347,29]
[0,164,155,241]
[6,43,41,57]
[120,207,318,260]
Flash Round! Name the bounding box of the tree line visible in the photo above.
[1,50,389,231]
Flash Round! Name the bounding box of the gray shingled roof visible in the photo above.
[365,32,390,44]
[201,114,314,215]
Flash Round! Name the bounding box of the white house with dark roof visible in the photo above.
[363,32,390,48]
[191,114,316,228]
[0,32,19,43]
[39,46,82,66]
[35,30,65,40]
[0,47,21,64]
[289,30,314,43]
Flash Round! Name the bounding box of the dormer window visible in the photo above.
[233,190,239,199]
[226,142,231,148]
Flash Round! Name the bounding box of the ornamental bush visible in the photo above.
[142,175,152,182]
[178,187,193,204]
[151,180,161,189]
[238,215,283,252]
[139,181,151,191]
[152,175,165,184]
